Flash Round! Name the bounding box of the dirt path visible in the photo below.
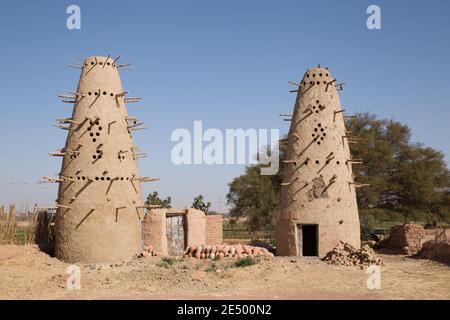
[0,245,449,300]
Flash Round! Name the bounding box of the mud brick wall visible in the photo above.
[143,208,208,254]
[387,224,426,254]
[143,209,168,256]
[205,215,223,245]
[185,209,206,247]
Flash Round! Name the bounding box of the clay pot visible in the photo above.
[217,252,224,259]
[230,247,236,255]
[200,253,205,259]
[235,247,243,255]
[210,253,215,260]
[189,246,198,257]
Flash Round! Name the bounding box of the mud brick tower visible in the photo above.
[276,66,364,257]
[49,56,154,263]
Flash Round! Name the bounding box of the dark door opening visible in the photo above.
[301,225,318,256]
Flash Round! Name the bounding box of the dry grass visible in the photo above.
[0,205,17,244]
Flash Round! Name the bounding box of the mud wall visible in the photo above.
[205,215,223,245]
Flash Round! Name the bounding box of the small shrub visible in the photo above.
[156,257,176,269]
[161,257,176,266]
[233,257,256,268]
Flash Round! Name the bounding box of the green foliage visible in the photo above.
[360,208,404,224]
[192,195,211,214]
[226,144,284,231]
[161,257,176,265]
[441,194,450,223]
[346,113,450,221]
[360,214,376,241]
[145,191,172,209]
[233,257,257,268]
[15,227,27,245]
[227,165,280,231]
[156,257,176,268]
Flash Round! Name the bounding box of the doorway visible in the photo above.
[166,214,186,256]
[297,224,318,256]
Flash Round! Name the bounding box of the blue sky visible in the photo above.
[0,0,449,211]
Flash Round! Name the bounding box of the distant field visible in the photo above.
[14,227,28,245]
[222,221,273,240]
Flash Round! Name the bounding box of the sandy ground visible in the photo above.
[0,245,449,300]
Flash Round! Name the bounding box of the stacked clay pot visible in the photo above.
[184,244,274,259]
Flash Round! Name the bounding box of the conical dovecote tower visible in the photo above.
[276,66,363,257]
[49,55,155,263]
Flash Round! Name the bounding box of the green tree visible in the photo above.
[192,195,211,214]
[226,144,284,230]
[346,113,450,221]
[145,191,172,208]
[226,164,281,231]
